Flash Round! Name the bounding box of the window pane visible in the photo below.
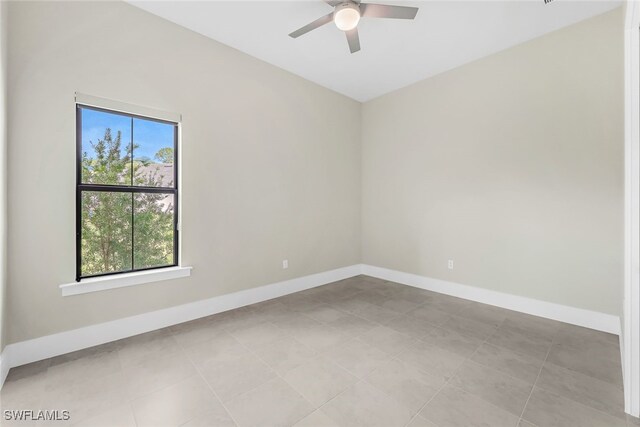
[134,193,175,270]
[80,108,132,185]
[81,191,133,276]
[132,118,175,188]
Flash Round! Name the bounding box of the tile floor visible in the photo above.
[2,275,638,427]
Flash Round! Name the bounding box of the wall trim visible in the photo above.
[0,264,362,389]
[625,0,640,417]
[362,264,621,335]
[0,263,623,391]
[0,350,8,388]
[60,266,193,297]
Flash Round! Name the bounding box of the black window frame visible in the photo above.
[76,104,179,282]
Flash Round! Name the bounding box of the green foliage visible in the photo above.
[154,147,174,164]
[81,128,174,276]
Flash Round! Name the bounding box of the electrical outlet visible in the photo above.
[448,259,454,270]
[282,259,289,269]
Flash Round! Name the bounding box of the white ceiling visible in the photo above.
[129,0,622,102]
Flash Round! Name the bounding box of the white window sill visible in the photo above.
[59,266,192,297]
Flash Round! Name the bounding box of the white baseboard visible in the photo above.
[0,264,362,389]
[362,264,621,335]
[0,349,8,387]
[1,263,622,390]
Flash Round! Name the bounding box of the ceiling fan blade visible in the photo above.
[360,3,419,19]
[346,28,361,53]
[289,13,334,38]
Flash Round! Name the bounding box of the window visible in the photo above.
[76,105,178,281]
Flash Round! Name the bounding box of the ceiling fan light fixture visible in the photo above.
[334,3,360,31]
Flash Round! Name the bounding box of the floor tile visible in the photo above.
[385,315,434,339]
[470,343,544,383]
[359,326,417,356]
[117,330,181,368]
[487,323,553,360]
[350,302,401,324]
[213,307,262,333]
[168,317,228,348]
[44,372,129,425]
[131,375,220,427]
[254,300,298,319]
[324,339,390,378]
[392,287,437,305]
[420,325,484,358]
[522,387,626,427]
[397,340,466,379]
[441,315,500,340]
[180,406,236,427]
[406,305,451,326]
[375,296,421,314]
[1,372,48,410]
[291,323,351,352]
[199,350,276,402]
[271,312,323,335]
[503,312,561,339]
[279,292,324,309]
[45,347,122,392]
[423,294,472,314]
[330,287,368,301]
[321,381,414,427]
[283,357,357,407]
[405,416,440,427]
[331,295,372,314]
[546,341,623,386]
[357,290,390,307]
[365,358,446,413]
[325,312,377,337]
[420,385,520,427]
[536,362,625,419]
[250,299,289,313]
[182,331,245,367]
[294,410,340,427]
[456,303,508,327]
[5,360,50,382]
[304,304,351,323]
[71,403,136,427]
[252,336,317,375]
[48,341,121,367]
[449,361,533,416]
[225,377,314,427]
[627,414,640,426]
[553,323,619,348]
[123,351,196,400]
[227,322,288,349]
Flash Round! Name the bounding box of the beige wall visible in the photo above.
[6,1,625,345]
[7,1,361,343]
[1,0,8,351]
[362,8,624,315]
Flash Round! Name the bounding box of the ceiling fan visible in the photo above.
[288,1,419,54]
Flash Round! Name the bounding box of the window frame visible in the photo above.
[75,104,180,282]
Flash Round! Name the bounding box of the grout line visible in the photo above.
[518,329,627,424]
[517,342,552,423]
[184,341,243,427]
[400,314,502,427]
[128,401,140,427]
